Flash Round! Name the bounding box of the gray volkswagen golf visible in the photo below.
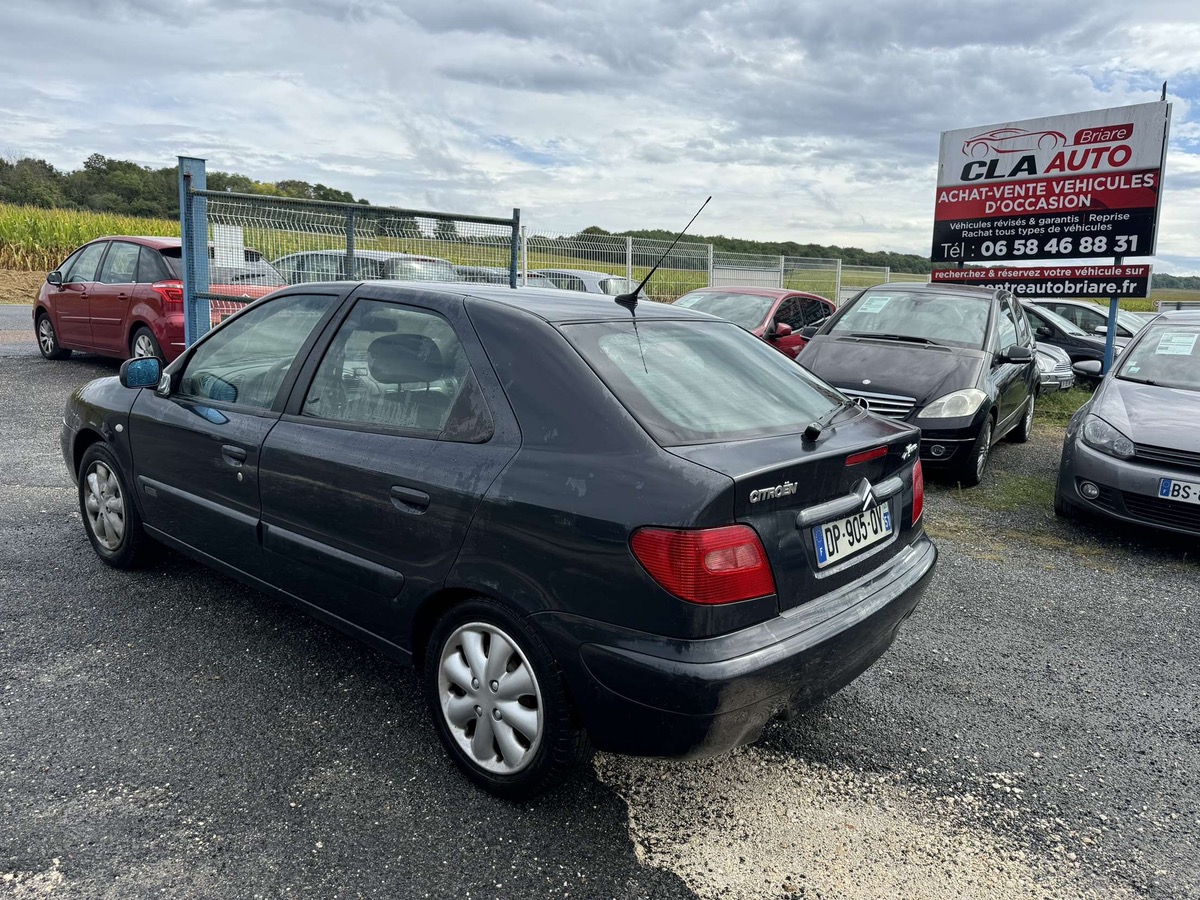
[62,281,936,798]
[1055,309,1200,536]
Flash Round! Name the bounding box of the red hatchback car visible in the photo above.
[34,236,285,363]
[672,286,835,359]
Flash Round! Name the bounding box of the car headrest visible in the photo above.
[367,333,445,384]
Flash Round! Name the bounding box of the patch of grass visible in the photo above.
[1035,386,1090,425]
[974,474,1056,512]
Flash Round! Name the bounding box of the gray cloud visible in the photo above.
[0,0,1197,271]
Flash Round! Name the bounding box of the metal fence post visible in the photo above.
[520,225,527,285]
[778,255,785,289]
[834,258,842,304]
[509,209,521,288]
[344,207,356,279]
[884,266,891,283]
[707,243,714,287]
[626,236,633,284]
[177,156,209,347]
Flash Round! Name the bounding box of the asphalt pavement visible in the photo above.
[2,312,1197,899]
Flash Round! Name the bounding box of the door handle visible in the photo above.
[221,444,247,467]
[390,485,430,513]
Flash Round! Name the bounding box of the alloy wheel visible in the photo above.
[132,333,157,358]
[84,460,126,551]
[38,317,57,355]
[975,422,993,481]
[437,621,544,775]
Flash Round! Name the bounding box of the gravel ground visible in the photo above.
[2,327,1197,899]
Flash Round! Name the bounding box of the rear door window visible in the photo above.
[300,299,492,441]
[97,241,141,284]
[565,320,841,445]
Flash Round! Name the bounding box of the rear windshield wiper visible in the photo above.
[804,397,858,441]
[848,332,946,346]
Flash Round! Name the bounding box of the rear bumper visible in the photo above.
[536,535,936,759]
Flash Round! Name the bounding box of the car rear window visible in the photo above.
[673,291,775,330]
[564,320,842,445]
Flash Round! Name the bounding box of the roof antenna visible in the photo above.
[614,196,711,309]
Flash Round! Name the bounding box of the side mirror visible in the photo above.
[1073,359,1103,378]
[1035,325,1052,338]
[119,356,162,389]
[1001,344,1033,362]
[1093,325,1108,335]
[764,319,778,339]
[774,322,793,338]
[799,325,820,339]
[46,271,63,286]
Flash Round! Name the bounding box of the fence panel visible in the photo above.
[178,157,519,342]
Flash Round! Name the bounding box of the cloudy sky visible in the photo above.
[2,0,1198,273]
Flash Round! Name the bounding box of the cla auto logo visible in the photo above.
[750,480,798,504]
[853,478,876,512]
[902,442,918,460]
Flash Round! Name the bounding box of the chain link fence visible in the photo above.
[176,157,899,345]
[178,157,519,343]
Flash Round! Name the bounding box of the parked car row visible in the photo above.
[33,235,646,364]
[42,225,1190,800]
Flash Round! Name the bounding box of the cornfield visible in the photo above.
[0,203,178,271]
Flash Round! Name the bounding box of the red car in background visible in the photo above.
[34,236,285,363]
[672,286,835,359]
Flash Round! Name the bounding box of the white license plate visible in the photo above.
[1159,478,1200,505]
[813,502,893,569]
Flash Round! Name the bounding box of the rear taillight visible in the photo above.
[151,280,184,311]
[629,525,776,605]
[912,459,924,525]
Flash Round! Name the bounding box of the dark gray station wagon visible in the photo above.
[64,282,936,798]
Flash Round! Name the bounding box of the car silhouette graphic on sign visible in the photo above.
[962,127,1068,157]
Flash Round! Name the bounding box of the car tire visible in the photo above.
[1007,394,1035,444]
[956,415,994,488]
[130,326,163,360]
[36,312,71,360]
[78,443,152,569]
[424,597,590,800]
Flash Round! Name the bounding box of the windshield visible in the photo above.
[829,290,991,349]
[565,320,843,445]
[1025,304,1085,336]
[673,291,775,331]
[1114,309,1148,334]
[1116,324,1200,392]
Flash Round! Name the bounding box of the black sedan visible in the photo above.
[1021,301,1126,364]
[1055,310,1200,536]
[63,282,936,798]
[799,283,1038,486]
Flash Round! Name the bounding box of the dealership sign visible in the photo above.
[932,102,1170,264]
[931,264,1152,299]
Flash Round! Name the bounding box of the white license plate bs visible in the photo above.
[813,502,893,569]
[1159,478,1200,505]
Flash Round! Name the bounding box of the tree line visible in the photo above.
[0,154,366,220]
[3,154,1197,284]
